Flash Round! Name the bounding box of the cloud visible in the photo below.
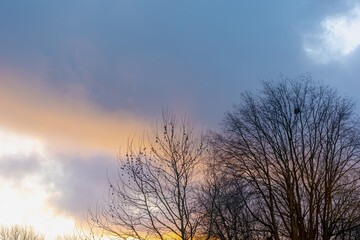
[45,154,116,220]
[0,70,150,236]
[0,129,117,239]
[0,177,75,240]
[0,130,76,240]
[304,5,360,63]
[0,155,41,180]
[0,66,157,238]
[0,69,150,155]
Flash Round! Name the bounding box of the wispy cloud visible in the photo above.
[304,5,360,63]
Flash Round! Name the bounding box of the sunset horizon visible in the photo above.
[1,1,360,240]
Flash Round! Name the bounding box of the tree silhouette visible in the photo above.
[212,76,360,240]
[199,153,258,240]
[87,110,207,240]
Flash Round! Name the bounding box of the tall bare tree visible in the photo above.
[88,111,206,240]
[212,76,360,240]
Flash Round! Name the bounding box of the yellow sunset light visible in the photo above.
[0,129,76,240]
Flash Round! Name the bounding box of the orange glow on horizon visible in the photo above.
[0,71,151,155]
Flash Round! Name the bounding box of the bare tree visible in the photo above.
[87,111,207,240]
[212,76,360,240]
[0,225,45,240]
[199,150,259,240]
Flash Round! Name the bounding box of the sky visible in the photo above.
[1,0,360,239]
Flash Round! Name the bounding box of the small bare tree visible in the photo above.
[212,76,360,240]
[56,233,84,240]
[88,111,206,240]
[0,225,45,240]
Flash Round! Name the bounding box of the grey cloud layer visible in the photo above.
[2,1,358,125]
[1,0,360,226]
